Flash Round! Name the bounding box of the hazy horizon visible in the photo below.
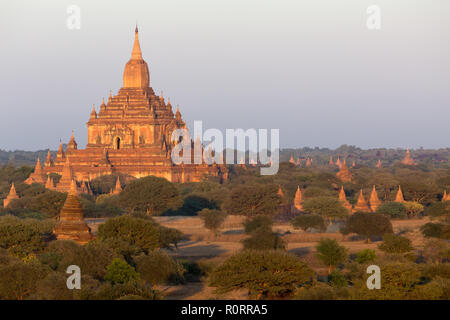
[1,0,449,151]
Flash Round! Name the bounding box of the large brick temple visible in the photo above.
[27,27,227,192]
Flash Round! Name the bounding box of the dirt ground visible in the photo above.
[152,215,431,300]
[87,215,431,300]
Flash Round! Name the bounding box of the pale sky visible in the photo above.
[0,0,449,151]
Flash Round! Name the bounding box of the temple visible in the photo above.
[401,149,416,165]
[336,159,353,182]
[353,189,370,213]
[53,180,93,244]
[369,185,381,212]
[395,185,405,203]
[293,186,304,211]
[3,183,19,208]
[31,27,226,192]
[338,186,352,213]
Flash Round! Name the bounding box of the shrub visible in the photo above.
[376,202,407,219]
[244,215,273,234]
[316,238,348,274]
[421,223,450,240]
[403,201,424,218]
[199,209,227,237]
[425,201,450,218]
[209,250,314,299]
[341,212,393,242]
[104,258,139,285]
[302,197,348,221]
[355,249,377,264]
[135,252,184,286]
[291,214,325,232]
[242,228,286,251]
[328,270,347,288]
[378,234,413,254]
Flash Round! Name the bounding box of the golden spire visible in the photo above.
[69,180,78,196]
[9,183,17,197]
[395,185,405,203]
[369,185,381,212]
[277,186,285,198]
[131,25,143,60]
[294,186,303,211]
[354,189,370,213]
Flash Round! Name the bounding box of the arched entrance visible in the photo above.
[116,137,121,150]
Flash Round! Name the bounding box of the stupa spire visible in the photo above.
[339,185,352,212]
[353,189,370,213]
[395,185,405,203]
[293,186,303,211]
[369,185,381,212]
[131,25,143,60]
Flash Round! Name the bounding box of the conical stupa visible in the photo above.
[369,185,382,212]
[353,189,370,213]
[293,186,303,211]
[25,158,46,185]
[395,185,405,203]
[53,180,93,244]
[111,177,123,195]
[336,159,353,182]
[338,186,352,213]
[401,149,415,165]
[3,183,19,208]
[376,159,382,168]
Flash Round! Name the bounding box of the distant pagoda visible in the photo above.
[395,185,406,203]
[369,185,382,212]
[401,149,416,165]
[293,186,304,211]
[3,183,19,208]
[336,159,353,182]
[53,180,93,244]
[353,189,370,213]
[338,186,352,213]
[25,158,46,185]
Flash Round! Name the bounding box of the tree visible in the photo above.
[378,234,413,254]
[302,197,348,222]
[341,212,393,243]
[291,214,325,232]
[119,176,182,215]
[425,201,450,218]
[422,239,450,264]
[0,261,47,300]
[403,201,424,218]
[199,208,227,237]
[244,215,273,234]
[104,258,139,285]
[209,250,314,299]
[242,227,286,251]
[355,249,377,264]
[135,252,184,287]
[376,202,407,219]
[97,216,161,254]
[224,184,281,216]
[421,223,450,240]
[316,238,348,274]
[173,195,218,216]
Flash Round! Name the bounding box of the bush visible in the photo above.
[421,239,450,264]
[378,234,413,254]
[199,209,227,237]
[421,223,450,240]
[341,212,393,242]
[302,197,348,221]
[135,252,184,286]
[403,201,424,218]
[355,249,377,264]
[242,228,286,251]
[209,250,314,299]
[291,214,325,232]
[316,238,348,274]
[104,258,139,285]
[328,270,347,288]
[376,202,407,219]
[244,215,273,234]
[425,202,450,218]
[295,282,337,300]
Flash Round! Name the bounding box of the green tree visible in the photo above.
[104,258,139,285]
[403,201,424,218]
[291,214,325,232]
[341,212,393,243]
[224,184,281,216]
[378,234,413,254]
[355,249,377,264]
[135,252,184,287]
[302,197,348,222]
[316,238,348,274]
[119,176,182,215]
[242,227,286,251]
[425,201,450,218]
[209,250,314,299]
[244,215,273,234]
[199,208,227,237]
[376,202,407,219]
